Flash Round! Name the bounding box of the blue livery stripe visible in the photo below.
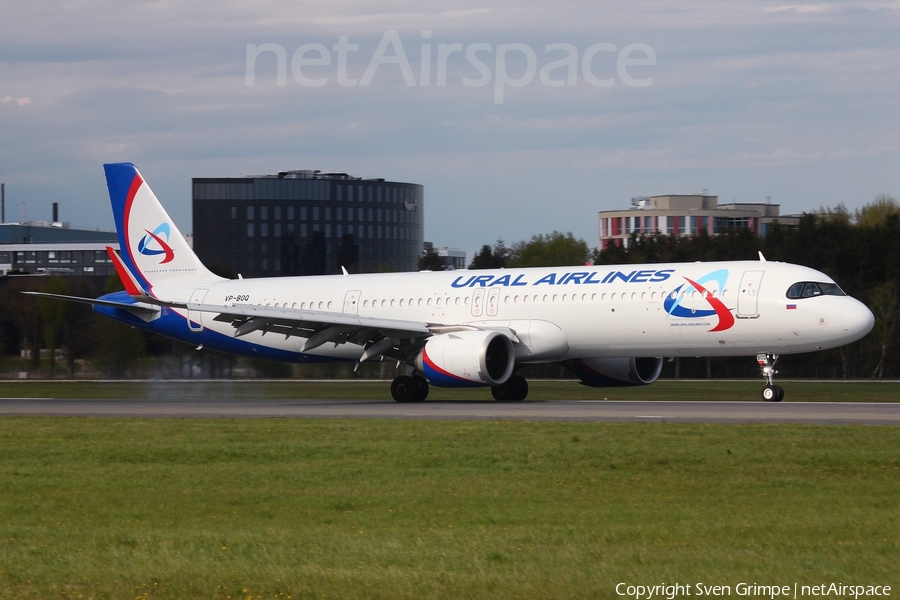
[104,163,152,292]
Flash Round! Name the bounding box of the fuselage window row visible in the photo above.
[262,288,737,312]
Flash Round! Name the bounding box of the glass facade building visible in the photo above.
[192,171,424,277]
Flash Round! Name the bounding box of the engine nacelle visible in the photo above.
[567,357,663,387]
[416,330,515,387]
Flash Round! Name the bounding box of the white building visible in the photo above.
[598,194,800,249]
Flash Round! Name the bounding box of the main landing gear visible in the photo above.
[391,375,429,403]
[389,374,530,402]
[491,375,529,402]
[757,353,784,402]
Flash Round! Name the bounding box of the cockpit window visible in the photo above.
[817,283,845,296]
[803,283,822,297]
[787,283,804,298]
[786,281,847,300]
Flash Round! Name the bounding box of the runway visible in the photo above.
[1,398,899,425]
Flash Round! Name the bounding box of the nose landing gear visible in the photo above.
[757,353,784,402]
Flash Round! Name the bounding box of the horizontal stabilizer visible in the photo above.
[22,291,161,315]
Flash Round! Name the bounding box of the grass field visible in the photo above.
[0,417,897,599]
[2,379,900,401]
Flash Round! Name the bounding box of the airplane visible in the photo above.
[27,163,875,403]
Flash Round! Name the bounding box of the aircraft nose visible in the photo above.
[842,298,875,340]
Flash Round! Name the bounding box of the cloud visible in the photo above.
[1,95,32,105]
[0,0,897,253]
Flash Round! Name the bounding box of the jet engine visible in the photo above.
[567,357,663,387]
[416,330,515,387]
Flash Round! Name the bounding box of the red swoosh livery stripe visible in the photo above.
[143,228,175,264]
[122,173,151,291]
[683,276,735,332]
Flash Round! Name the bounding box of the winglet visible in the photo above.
[107,246,154,299]
[758,251,767,262]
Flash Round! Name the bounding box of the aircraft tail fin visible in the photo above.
[104,163,224,294]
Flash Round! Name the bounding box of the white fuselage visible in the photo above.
[153,260,875,362]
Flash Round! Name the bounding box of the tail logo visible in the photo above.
[137,223,175,264]
[664,269,735,332]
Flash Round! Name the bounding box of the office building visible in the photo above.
[0,209,119,277]
[598,194,801,249]
[192,170,424,277]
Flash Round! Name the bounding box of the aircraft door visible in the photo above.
[471,289,485,317]
[737,270,764,318]
[188,289,209,332]
[343,290,361,314]
[486,288,500,317]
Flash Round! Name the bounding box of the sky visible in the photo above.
[1,1,898,259]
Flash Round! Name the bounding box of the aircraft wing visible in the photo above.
[187,301,437,356]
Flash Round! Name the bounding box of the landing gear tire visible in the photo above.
[491,375,529,402]
[392,375,429,403]
[412,375,429,402]
[391,376,415,403]
[756,353,784,402]
[762,384,784,402]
